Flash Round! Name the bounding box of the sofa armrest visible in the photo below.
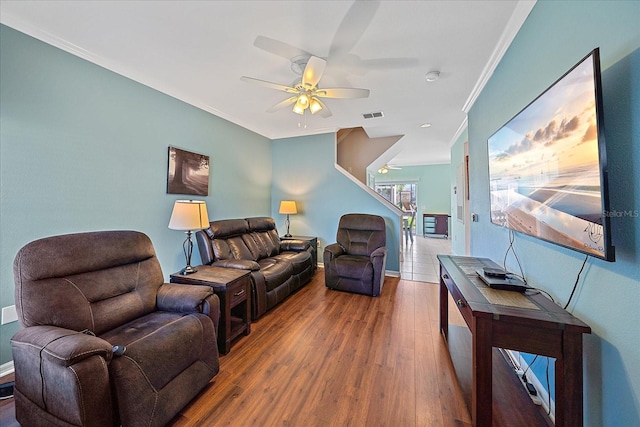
[196,229,215,265]
[280,239,309,252]
[157,283,214,313]
[212,259,260,271]
[11,325,113,367]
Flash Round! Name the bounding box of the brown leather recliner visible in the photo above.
[10,230,220,427]
[324,213,388,296]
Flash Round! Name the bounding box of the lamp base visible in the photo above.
[284,233,292,237]
[180,265,198,275]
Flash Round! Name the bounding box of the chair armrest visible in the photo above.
[212,259,260,271]
[11,325,113,367]
[280,239,309,252]
[370,246,387,260]
[157,283,215,313]
[323,243,344,263]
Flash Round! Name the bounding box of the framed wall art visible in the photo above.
[167,146,210,196]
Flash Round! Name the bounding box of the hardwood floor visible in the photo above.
[1,269,553,426]
[170,273,472,427]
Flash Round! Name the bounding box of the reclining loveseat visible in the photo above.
[196,217,315,319]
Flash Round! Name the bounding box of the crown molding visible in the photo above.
[461,0,537,113]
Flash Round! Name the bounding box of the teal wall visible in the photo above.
[271,133,401,272]
[0,25,272,365]
[373,164,451,236]
[466,2,640,425]
[450,128,468,256]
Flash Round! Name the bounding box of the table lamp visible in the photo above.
[279,200,297,237]
[168,200,209,274]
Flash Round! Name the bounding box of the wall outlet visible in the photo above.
[1,305,18,325]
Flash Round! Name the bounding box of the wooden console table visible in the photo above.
[437,255,591,427]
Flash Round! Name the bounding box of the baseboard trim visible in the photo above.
[316,264,401,278]
[0,361,15,378]
[504,349,555,423]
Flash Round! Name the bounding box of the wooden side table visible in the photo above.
[170,265,251,354]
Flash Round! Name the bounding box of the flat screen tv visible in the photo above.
[487,48,615,261]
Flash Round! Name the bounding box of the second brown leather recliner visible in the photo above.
[324,213,388,296]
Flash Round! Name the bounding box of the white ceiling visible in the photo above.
[0,0,535,167]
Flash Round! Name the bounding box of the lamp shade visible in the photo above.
[168,200,210,231]
[279,200,297,215]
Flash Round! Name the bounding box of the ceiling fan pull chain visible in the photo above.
[298,112,308,129]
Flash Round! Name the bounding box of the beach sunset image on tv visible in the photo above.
[487,52,607,258]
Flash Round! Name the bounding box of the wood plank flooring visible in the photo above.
[1,270,553,426]
[170,273,471,426]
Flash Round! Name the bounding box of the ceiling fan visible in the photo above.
[240,55,370,118]
[378,164,402,174]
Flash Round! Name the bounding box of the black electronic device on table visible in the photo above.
[476,268,528,292]
[482,267,507,279]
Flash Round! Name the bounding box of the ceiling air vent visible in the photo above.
[362,112,384,119]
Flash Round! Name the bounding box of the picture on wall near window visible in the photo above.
[167,147,210,196]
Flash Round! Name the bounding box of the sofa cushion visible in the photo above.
[273,251,312,275]
[248,231,278,258]
[246,217,281,256]
[213,236,256,261]
[209,218,249,238]
[258,259,294,292]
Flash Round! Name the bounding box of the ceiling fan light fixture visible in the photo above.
[293,99,305,115]
[309,97,323,114]
[378,166,389,174]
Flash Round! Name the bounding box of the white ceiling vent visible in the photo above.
[363,112,384,119]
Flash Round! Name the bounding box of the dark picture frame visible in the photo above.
[167,146,210,196]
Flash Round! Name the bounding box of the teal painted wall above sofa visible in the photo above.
[0,24,272,365]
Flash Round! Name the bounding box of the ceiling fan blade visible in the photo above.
[240,76,299,94]
[302,56,326,89]
[329,0,380,59]
[313,98,332,118]
[266,96,298,113]
[253,36,312,60]
[315,87,370,99]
